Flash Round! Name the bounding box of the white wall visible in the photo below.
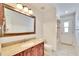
[75,10,79,55]
[42,5,57,51]
[75,10,79,47]
[29,4,57,51]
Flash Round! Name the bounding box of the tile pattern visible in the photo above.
[52,43,77,56]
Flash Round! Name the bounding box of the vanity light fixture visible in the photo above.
[23,6,29,12]
[16,3,23,9]
[16,4,33,15]
[28,9,33,15]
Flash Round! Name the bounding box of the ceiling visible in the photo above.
[23,3,79,18]
[56,3,79,17]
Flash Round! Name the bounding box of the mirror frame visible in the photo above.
[3,4,36,37]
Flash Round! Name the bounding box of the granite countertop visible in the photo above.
[1,39,44,56]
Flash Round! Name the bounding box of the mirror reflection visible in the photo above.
[3,5,35,36]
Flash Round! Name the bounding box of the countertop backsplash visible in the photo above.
[0,34,36,43]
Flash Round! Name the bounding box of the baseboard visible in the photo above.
[60,42,73,46]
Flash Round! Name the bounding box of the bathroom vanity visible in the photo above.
[0,3,44,56]
[1,39,44,56]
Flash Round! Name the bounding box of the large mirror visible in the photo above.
[3,4,36,36]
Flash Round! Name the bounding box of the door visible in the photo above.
[59,12,75,45]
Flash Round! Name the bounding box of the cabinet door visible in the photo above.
[24,48,32,56]
[31,45,38,56]
[37,43,44,56]
[38,43,44,56]
[31,42,44,56]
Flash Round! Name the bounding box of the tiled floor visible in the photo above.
[44,39,78,56]
[52,43,77,56]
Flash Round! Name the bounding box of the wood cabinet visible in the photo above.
[0,3,4,37]
[14,42,44,56]
[0,3,4,26]
[31,42,44,56]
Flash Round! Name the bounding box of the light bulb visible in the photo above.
[23,6,28,12]
[65,11,68,14]
[28,9,33,15]
[16,4,23,9]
